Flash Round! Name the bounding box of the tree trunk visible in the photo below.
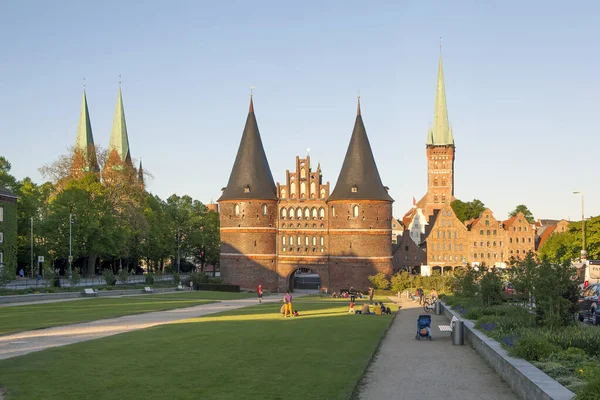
[86,254,97,277]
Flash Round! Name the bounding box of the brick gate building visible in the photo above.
[218,97,393,292]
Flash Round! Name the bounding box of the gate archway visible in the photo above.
[289,267,322,291]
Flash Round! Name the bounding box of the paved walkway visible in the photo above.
[0,294,292,360]
[358,297,517,400]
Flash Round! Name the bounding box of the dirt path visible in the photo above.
[358,298,517,400]
[0,293,296,361]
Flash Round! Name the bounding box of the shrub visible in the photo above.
[117,269,129,285]
[145,273,154,285]
[576,376,600,400]
[478,269,504,307]
[102,269,116,286]
[208,277,223,284]
[189,271,208,289]
[510,333,560,361]
[537,326,600,357]
[453,268,479,298]
[69,267,81,287]
[464,307,484,320]
[172,272,181,285]
[533,260,580,329]
[390,271,411,294]
[368,273,390,290]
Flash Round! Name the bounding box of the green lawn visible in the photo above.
[0,296,394,400]
[0,291,255,335]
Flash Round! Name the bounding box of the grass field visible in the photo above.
[0,291,255,335]
[0,296,394,400]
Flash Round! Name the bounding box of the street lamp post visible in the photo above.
[69,214,74,279]
[573,192,586,260]
[30,217,34,279]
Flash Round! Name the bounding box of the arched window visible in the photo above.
[320,223,324,228]
[434,177,438,186]
[485,220,490,226]
[282,236,286,245]
[281,208,287,219]
[297,236,301,245]
[289,235,293,245]
[487,230,491,235]
[280,188,286,199]
[305,237,309,246]
[320,236,324,246]
[442,194,446,202]
[304,208,310,219]
[332,207,336,217]
[319,207,325,219]
[300,168,306,179]
[509,238,513,244]
[353,205,359,217]
[282,223,286,228]
[311,207,317,219]
[310,182,316,197]
[441,177,446,186]
[487,241,490,247]
[300,182,306,198]
[234,204,240,216]
[312,236,317,245]
[296,208,302,219]
[434,161,438,169]
[434,194,439,203]
[474,241,477,247]
[442,161,446,169]
[320,188,326,199]
[262,204,267,216]
[290,182,296,196]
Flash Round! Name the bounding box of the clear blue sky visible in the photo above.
[1,1,598,221]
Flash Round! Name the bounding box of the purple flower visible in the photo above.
[481,322,497,331]
[502,334,519,348]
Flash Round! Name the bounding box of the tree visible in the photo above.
[451,199,486,223]
[368,273,390,290]
[509,204,535,223]
[390,271,411,293]
[0,156,18,191]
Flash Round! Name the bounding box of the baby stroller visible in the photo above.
[415,314,432,340]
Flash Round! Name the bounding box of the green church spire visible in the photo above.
[108,88,132,164]
[426,53,454,146]
[74,90,99,171]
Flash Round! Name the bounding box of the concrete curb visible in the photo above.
[348,311,398,400]
[0,287,181,305]
[440,301,575,400]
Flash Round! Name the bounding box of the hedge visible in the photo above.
[194,283,240,292]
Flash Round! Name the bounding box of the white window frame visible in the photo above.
[0,232,3,243]
[0,207,3,222]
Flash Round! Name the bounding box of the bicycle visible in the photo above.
[423,295,437,313]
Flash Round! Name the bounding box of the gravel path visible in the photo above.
[0,294,292,361]
[358,298,517,400]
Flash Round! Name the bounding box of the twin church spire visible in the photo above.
[72,86,138,175]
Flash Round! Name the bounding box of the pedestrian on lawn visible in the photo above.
[258,284,263,303]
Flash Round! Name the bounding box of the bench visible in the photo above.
[176,284,184,291]
[144,286,154,293]
[83,288,98,296]
[438,315,459,333]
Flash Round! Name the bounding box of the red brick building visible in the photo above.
[218,97,393,291]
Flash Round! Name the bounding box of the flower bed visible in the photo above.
[445,295,600,399]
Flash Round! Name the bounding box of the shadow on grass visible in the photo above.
[0,297,394,400]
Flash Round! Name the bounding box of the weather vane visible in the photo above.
[119,74,122,87]
[250,85,255,96]
[83,77,86,89]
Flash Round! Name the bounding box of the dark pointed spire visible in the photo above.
[357,94,361,116]
[138,159,144,186]
[218,96,277,201]
[329,100,393,202]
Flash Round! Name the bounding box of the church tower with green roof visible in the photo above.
[71,90,100,175]
[108,87,132,166]
[424,52,456,215]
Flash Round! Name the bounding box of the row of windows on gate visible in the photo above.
[395,255,420,262]
[282,223,325,229]
[432,177,447,186]
[433,194,447,203]
[281,207,326,219]
[280,183,327,199]
[283,236,325,246]
[282,247,325,253]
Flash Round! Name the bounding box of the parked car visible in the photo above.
[578,283,600,323]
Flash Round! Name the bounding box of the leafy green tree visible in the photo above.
[509,204,535,223]
[368,273,390,290]
[0,157,18,191]
[536,217,600,264]
[390,271,411,293]
[451,199,486,223]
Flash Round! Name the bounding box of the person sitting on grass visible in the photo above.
[361,303,370,315]
[374,304,382,315]
[379,302,387,315]
[293,310,299,317]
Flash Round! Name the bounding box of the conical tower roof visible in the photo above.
[329,98,393,202]
[218,97,277,201]
[108,88,132,164]
[74,90,99,172]
[426,54,454,146]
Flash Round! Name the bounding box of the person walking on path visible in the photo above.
[368,287,374,304]
[257,284,263,303]
[283,291,293,317]
[417,287,424,305]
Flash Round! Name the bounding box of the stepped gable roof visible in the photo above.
[503,215,519,228]
[329,98,393,202]
[218,96,277,202]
